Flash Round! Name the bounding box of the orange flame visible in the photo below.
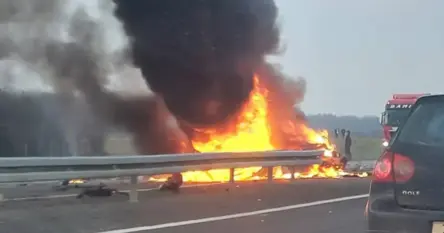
[150,75,348,183]
[192,76,273,152]
[68,179,86,184]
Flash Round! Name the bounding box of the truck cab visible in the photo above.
[380,94,430,147]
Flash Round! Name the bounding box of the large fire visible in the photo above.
[149,74,362,183]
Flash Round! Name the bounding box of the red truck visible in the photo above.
[380,93,430,146]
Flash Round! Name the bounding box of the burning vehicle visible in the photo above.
[148,74,346,186]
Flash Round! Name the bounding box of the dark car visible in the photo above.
[366,94,444,233]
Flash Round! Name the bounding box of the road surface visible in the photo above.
[0,178,371,233]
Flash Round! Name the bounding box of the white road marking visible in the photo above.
[3,183,224,202]
[96,193,369,233]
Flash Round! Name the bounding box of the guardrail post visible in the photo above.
[129,175,138,203]
[290,166,296,180]
[267,167,273,182]
[229,168,235,183]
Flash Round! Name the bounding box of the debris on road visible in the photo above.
[76,183,128,199]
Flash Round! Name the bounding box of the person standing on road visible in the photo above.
[344,130,352,161]
[341,129,346,138]
[334,128,339,138]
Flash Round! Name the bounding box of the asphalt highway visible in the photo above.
[0,179,230,201]
[0,178,371,233]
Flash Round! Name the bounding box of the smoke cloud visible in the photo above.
[113,0,281,127]
[0,0,171,155]
[0,0,309,156]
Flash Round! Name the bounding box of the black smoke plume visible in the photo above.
[0,0,182,155]
[113,0,280,127]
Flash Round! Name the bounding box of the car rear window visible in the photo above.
[397,101,444,147]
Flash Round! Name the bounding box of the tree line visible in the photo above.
[307,113,381,138]
[0,93,382,157]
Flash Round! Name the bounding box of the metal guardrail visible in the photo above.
[0,150,325,202]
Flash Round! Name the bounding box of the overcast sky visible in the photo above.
[274,0,444,116]
[2,0,443,117]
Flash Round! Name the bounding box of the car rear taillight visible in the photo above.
[373,151,393,182]
[373,151,415,183]
[393,152,415,183]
